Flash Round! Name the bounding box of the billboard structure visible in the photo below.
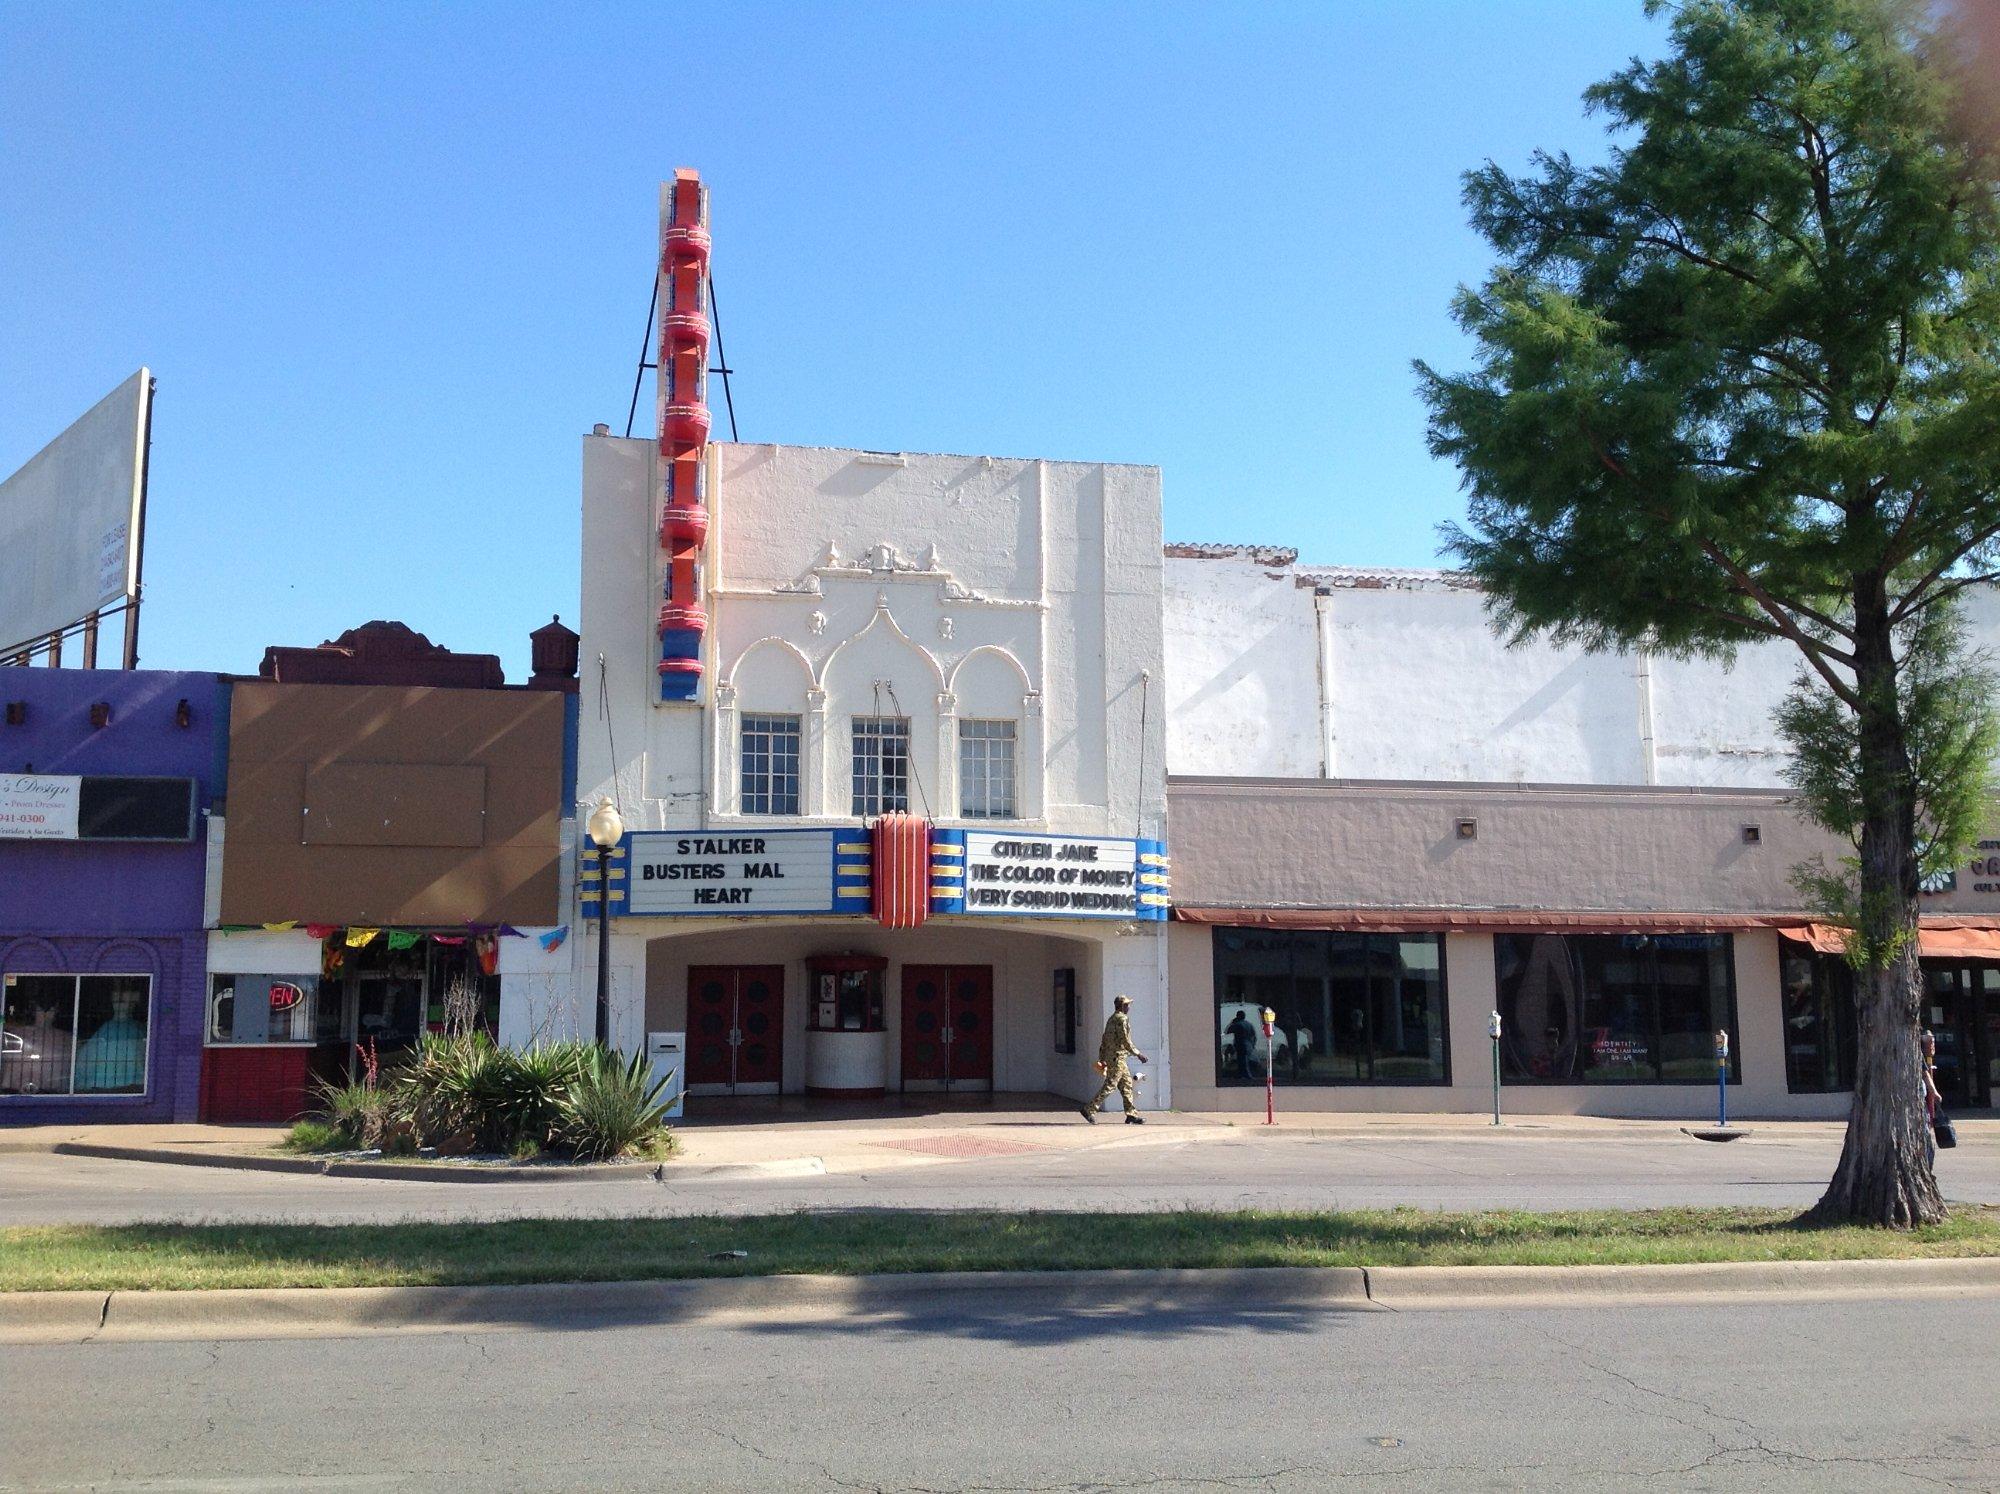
[0,369,154,668]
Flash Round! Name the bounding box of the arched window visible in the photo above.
[949,648,1031,821]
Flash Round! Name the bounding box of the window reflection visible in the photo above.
[1213,929,1448,1085]
[1495,934,1738,1085]
[1780,950,1855,1093]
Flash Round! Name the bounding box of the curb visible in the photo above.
[52,1143,324,1175]
[0,1290,109,1345]
[49,1142,665,1185]
[4,1257,1995,1345]
[1,1267,1375,1344]
[1364,1255,2000,1309]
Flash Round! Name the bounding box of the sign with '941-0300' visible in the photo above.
[0,774,81,839]
[622,830,838,915]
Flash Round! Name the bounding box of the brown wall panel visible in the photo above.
[303,763,487,847]
[222,683,564,927]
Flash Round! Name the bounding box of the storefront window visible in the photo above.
[1780,949,1856,1093]
[741,714,802,815]
[851,717,910,815]
[1213,929,1449,1085]
[208,975,319,1045]
[1,973,151,1096]
[1495,934,1738,1084]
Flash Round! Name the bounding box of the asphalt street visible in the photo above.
[2,1123,1997,1225]
[3,1287,1994,1490]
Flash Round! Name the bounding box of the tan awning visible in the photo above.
[1781,921,2000,959]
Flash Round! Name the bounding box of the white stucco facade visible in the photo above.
[554,436,1172,1109]
[1162,545,1851,788]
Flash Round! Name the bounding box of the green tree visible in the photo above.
[1418,0,2000,1224]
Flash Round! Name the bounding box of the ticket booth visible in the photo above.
[805,953,888,1097]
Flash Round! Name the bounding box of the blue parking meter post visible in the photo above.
[1714,1029,1730,1129]
[1487,1010,1503,1126]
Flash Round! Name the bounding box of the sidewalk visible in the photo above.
[6,1107,1996,1228]
[0,1106,1906,1174]
[3,1103,1991,1173]
[0,1123,291,1154]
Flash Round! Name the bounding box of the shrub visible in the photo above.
[282,1119,344,1153]
[316,1079,400,1150]
[500,1041,594,1150]
[307,1040,666,1161]
[557,1049,678,1161]
[400,1033,509,1149]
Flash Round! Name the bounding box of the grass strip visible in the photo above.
[3,1205,1996,1293]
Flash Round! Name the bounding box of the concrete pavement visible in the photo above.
[2,1110,1997,1224]
[4,1281,1993,1490]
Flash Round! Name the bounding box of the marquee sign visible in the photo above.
[622,829,839,915]
[585,825,1169,922]
[931,832,1169,921]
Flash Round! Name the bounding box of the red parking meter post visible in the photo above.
[1261,1006,1276,1125]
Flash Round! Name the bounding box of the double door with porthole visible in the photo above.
[900,965,993,1092]
[688,966,784,1094]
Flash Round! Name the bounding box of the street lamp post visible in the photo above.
[586,796,625,1051]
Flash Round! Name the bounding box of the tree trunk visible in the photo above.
[1807,587,1946,1228]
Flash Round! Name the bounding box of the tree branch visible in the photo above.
[1893,568,2000,624]
[1888,518,2000,623]
[1632,232,1768,289]
[1694,537,1861,706]
[1864,315,1909,429]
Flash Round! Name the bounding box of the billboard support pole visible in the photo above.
[81,613,98,669]
[120,377,156,671]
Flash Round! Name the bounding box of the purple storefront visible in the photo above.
[1,670,225,1124]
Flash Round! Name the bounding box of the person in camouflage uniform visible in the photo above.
[1082,994,1148,1124]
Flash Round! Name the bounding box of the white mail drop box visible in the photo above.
[646,1031,687,1119]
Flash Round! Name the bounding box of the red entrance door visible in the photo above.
[900,965,994,1091]
[687,966,784,1092]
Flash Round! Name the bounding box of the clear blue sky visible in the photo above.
[0,2,1663,679]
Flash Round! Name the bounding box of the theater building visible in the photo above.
[1162,546,2000,1119]
[550,174,1170,1111]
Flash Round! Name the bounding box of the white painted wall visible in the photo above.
[1161,550,1320,779]
[1320,582,1647,784]
[1165,548,2000,790]
[206,930,322,975]
[497,927,591,1048]
[581,440,1167,842]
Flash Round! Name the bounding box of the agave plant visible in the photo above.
[489,1041,594,1153]
[397,1034,598,1153]
[558,1048,678,1162]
